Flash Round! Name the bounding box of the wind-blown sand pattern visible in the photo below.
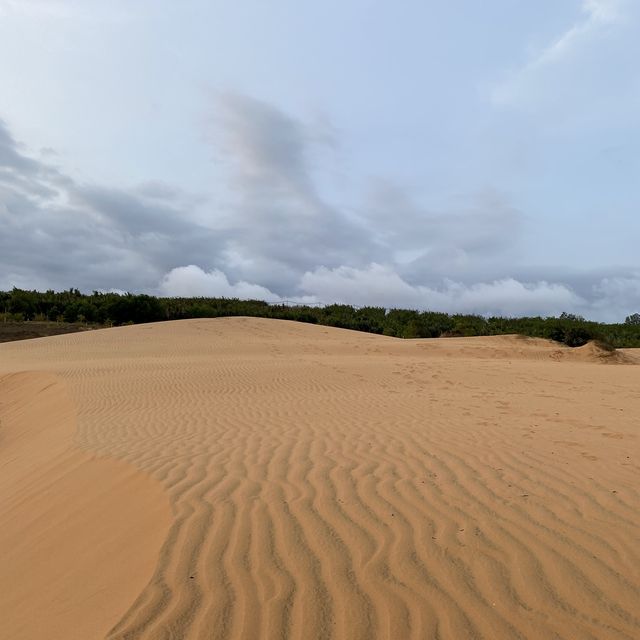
[1,318,638,639]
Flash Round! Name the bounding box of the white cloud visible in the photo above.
[299,263,583,317]
[584,0,623,22]
[159,265,285,302]
[156,263,584,318]
[300,263,424,309]
[491,0,630,108]
[157,262,640,321]
[538,0,622,64]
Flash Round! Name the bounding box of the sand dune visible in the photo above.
[1,317,638,639]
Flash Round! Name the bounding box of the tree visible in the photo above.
[559,311,585,322]
[624,313,640,325]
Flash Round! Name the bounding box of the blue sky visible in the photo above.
[0,0,638,320]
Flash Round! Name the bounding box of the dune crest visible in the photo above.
[1,318,638,639]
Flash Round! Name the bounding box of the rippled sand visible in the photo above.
[1,318,638,639]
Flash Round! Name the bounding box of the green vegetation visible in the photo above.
[2,288,640,348]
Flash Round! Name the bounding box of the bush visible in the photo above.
[1,288,640,348]
[562,326,593,347]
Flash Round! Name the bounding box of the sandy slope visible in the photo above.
[0,318,638,640]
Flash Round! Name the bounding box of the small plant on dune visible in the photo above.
[593,339,616,352]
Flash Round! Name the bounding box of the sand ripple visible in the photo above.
[1,318,638,639]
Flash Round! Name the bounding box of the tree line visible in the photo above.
[2,288,640,348]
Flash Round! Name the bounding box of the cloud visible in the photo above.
[0,118,221,292]
[208,94,524,291]
[214,92,316,199]
[159,265,285,302]
[361,181,522,281]
[159,262,587,319]
[209,93,374,291]
[2,101,639,322]
[3,97,520,300]
[589,274,640,320]
[583,0,624,23]
[298,263,582,317]
[491,0,636,115]
[533,0,622,66]
[0,120,64,183]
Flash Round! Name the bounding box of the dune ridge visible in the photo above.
[1,317,638,639]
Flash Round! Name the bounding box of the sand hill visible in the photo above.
[0,318,638,639]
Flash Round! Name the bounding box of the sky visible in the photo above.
[0,0,639,321]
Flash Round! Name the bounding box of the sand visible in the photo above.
[0,317,638,639]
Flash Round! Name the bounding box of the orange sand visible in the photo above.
[0,318,638,639]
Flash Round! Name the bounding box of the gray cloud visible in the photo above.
[364,181,520,252]
[208,94,525,293]
[0,118,221,291]
[360,180,523,285]
[159,265,289,303]
[1,104,639,321]
[209,93,375,290]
